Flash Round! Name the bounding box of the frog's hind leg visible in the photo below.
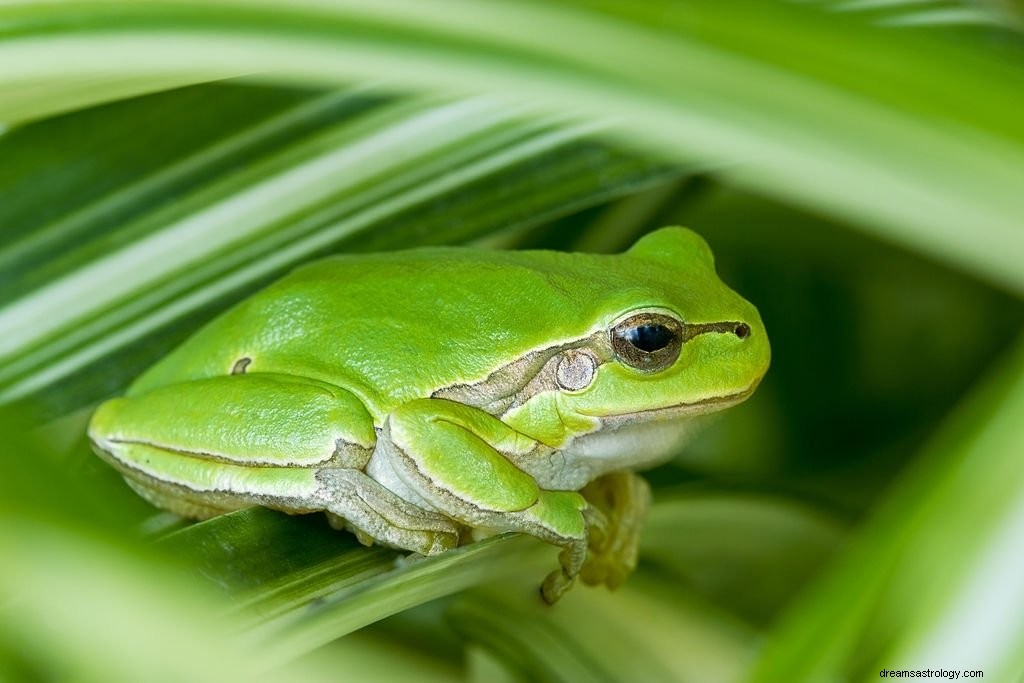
[98,439,461,556]
[88,372,459,554]
[316,468,460,555]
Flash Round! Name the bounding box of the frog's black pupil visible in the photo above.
[628,324,675,352]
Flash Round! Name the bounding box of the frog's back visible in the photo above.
[130,246,641,417]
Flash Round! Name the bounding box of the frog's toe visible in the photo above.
[540,568,575,604]
[426,528,461,555]
[579,557,608,586]
[579,551,634,589]
[325,511,347,531]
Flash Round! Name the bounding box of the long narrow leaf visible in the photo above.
[750,334,1024,681]
[0,1,1021,294]
[448,575,756,683]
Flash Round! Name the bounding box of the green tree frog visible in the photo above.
[89,227,769,602]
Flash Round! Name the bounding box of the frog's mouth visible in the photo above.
[578,380,760,426]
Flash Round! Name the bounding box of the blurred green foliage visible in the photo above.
[2,1,1023,682]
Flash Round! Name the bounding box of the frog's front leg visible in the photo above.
[88,373,459,554]
[369,398,604,603]
[579,470,651,589]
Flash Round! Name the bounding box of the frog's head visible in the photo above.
[582,227,768,420]
[504,227,770,448]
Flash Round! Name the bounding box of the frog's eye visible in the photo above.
[610,312,684,373]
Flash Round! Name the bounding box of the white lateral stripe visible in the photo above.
[108,437,340,467]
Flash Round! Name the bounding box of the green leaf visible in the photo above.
[448,574,756,683]
[0,521,323,683]
[161,508,557,667]
[1,0,1022,294]
[750,333,1024,681]
[641,490,847,625]
[825,0,1024,32]
[3,3,1024,680]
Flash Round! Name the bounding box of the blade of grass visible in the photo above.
[0,1,1021,294]
[0,520,338,683]
[155,489,830,670]
[749,333,1024,681]
[447,574,756,683]
[239,533,558,667]
[0,83,388,302]
[160,507,401,620]
[0,72,237,125]
[641,489,847,626]
[827,0,1023,32]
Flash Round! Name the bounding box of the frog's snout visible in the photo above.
[737,317,771,384]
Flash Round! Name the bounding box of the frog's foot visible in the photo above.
[471,488,591,605]
[325,513,377,547]
[578,471,651,589]
[535,501,609,604]
[317,468,461,556]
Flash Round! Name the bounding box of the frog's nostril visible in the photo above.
[734,323,751,339]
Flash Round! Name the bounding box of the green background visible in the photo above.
[2,2,1023,681]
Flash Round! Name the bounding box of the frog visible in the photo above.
[88,227,770,602]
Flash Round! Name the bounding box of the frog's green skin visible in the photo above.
[88,227,769,601]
